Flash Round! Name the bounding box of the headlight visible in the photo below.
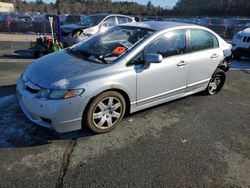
[234,34,243,40]
[37,89,84,100]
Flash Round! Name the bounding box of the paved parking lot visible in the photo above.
[0,42,249,187]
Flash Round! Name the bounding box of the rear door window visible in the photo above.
[127,17,134,22]
[117,16,128,24]
[103,16,117,27]
[189,29,219,52]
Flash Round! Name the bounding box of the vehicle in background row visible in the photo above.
[233,18,250,35]
[200,18,227,38]
[232,28,250,59]
[61,13,135,47]
[15,16,34,32]
[17,21,231,134]
[33,14,58,34]
[64,13,85,25]
[0,13,15,31]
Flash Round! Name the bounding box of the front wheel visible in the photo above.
[84,91,126,133]
[205,69,226,95]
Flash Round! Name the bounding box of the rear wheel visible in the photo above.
[205,69,226,95]
[84,91,126,133]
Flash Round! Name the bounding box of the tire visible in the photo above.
[233,54,241,60]
[84,91,126,133]
[205,69,226,95]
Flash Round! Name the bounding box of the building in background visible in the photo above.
[0,2,14,13]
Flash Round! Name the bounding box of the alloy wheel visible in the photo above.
[92,97,122,130]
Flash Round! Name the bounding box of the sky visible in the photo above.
[28,0,178,8]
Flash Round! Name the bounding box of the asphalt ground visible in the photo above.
[0,42,249,187]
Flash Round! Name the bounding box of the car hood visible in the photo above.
[25,51,106,89]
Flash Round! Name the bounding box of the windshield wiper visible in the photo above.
[67,48,107,64]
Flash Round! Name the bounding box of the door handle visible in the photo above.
[177,61,188,67]
[211,54,219,59]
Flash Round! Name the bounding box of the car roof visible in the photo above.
[88,13,133,18]
[122,21,195,31]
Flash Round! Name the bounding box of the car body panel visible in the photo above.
[186,48,224,87]
[136,54,189,108]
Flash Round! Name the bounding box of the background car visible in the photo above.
[61,13,135,46]
[15,16,34,33]
[232,28,250,59]
[63,13,85,25]
[0,13,15,32]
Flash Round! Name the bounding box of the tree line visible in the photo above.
[174,0,250,16]
[1,0,250,16]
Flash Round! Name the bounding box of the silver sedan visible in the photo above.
[17,21,232,133]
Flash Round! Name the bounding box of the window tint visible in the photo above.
[213,36,219,48]
[117,16,127,24]
[103,16,117,27]
[127,17,133,22]
[145,30,186,58]
[190,29,218,52]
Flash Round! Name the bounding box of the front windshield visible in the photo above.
[67,26,153,64]
[79,15,106,27]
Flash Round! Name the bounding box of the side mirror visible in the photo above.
[144,54,163,64]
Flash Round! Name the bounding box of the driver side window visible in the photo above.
[145,30,187,58]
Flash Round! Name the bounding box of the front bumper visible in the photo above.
[16,78,88,133]
[232,47,250,58]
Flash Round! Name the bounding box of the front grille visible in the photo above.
[24,81,40,94]
[25,85,40,93]
[242,36,250,43]
[40,117,52,124]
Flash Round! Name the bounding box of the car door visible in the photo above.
[186,29,223,91]
[135,29,189,108]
